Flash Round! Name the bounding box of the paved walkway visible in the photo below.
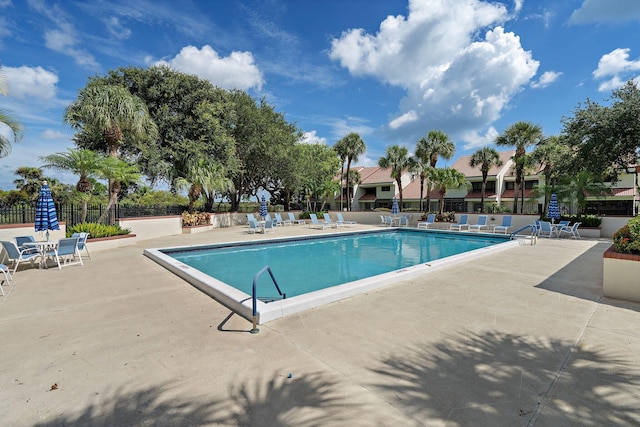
[1,225,639,426]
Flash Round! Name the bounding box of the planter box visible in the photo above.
[579,227,601,238]
[603,245,640,302]
[182,225,215,234]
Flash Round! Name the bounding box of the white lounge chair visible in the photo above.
[274,213,290,226]
[398,215,410,226]
[263,219,275,233]
[247,218,261,234]
[309,213,334,229]
[450,214,469,231]
[323,213,344,227]
[417,213,436,229]
[288,212,306,225]
[1,240,41,273]
[558,222,581,239]
[469,215,488,232]
[492,216,512,234]
[0,263,13,296]
[44,237,83,270]
[336,212,356,226]
[71,232,91,259]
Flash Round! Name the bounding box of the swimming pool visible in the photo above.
[144,229,517,324]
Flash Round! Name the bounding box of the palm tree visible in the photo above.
[97,157,141,224]
[334,133,366,211]
[495,121,543,213]
[64,83,157,216]
[410,156,432,213]
[40,148,105,222]
[469,147,503,213]
[416,130,455,213]
[430,168,467,215]
[378,145,414,211]
[13,166,46,200]
[174,158,228,214]
[557,171,611,217]
[0,67,23,157]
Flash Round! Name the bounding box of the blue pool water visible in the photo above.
[166,230,507,298]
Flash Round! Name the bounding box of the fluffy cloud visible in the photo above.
[593,48,640,92]
[530,71,562,88]
[3,66,59,99]
[298,130,327,145]
[329,0,538,145]
[155,45,264,91]
[569,0,640,24]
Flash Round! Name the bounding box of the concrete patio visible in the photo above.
[1,225,639,426]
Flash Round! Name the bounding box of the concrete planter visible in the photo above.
[182,225,215,234]
[579,227,601,238]
[603,245,640,302]
[86,234,137,252]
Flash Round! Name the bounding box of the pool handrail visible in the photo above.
[251,265,286,333]
[509,224,538,244]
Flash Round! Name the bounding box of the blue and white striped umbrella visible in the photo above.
[547,193,560,223]
[259,194,268,218]
[34,181,60,240]
[391,197,399,215]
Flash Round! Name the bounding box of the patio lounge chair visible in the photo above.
[450,214,469,231]
[558,222,581,239]
[0,263,13,296]
[44,237,83,269]
[537,221,556,238]
[71,232,91,259]
[336,212,356,226]
[309,213,334,229]
[247,218,261,234]
[263,219,275,233]
[288,212,306,225]
[417,213,436,229]
[469,215,488,232]
[1,240,41,273]
[398,215,410,226]
[247,213,257,224]
[323,213,344,227]
[274,213,290,226]
[492,216,512,234]
[15,236,38,254]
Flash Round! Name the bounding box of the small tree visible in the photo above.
[430,168,468,215]
[469,147,502,213]
[378,145,414,211]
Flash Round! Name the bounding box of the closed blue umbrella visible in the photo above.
[35,181,60,241]
[391,197,399,216]
[259,194,268,219]
[547,193,560,223]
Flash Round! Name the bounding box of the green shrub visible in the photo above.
[181,211,212,227]
[613,216,640,255]
[66,223,131,239]
[298,211,327,219]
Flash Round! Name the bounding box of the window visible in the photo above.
[472,181,496,191]
[381,186,391,192]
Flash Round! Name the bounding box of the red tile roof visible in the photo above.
[401,177,440,200]
[465,190,498,199]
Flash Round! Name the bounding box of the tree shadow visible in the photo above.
[369,331,640,426]
[33,372,349,426]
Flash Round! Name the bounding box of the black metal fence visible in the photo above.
[0,203,188,226]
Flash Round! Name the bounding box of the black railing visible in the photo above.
[0,203,189,227]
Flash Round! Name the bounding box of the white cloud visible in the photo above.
[569,0,640,24]
[155,45,264,91]
[461,126,499,150]
[298,131,327,145]
[105,16,131,40]
[41,129,69,140]
[329,0,538,143]
[593,48,640,92]
[28,0,98,68]
[531,70,562,88]
[3,66,58,99]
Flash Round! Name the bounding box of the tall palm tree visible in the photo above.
[13,166,45,200]
[97,157,141,224]
[430,168,467,215]
[416,130,455,213]
[334,133,366,211]
[40,148,105,222]
[333,145,347,211]
[469,147,503,213]
[0,67,23,157]
[410,156,432,213]
[495,121,543,213]
[378,145,414,211]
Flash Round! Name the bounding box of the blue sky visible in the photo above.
[1,0,640,190]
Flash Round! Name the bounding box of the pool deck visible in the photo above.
[1,224,639,426]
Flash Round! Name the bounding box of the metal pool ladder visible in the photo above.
[251,265,286,334]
